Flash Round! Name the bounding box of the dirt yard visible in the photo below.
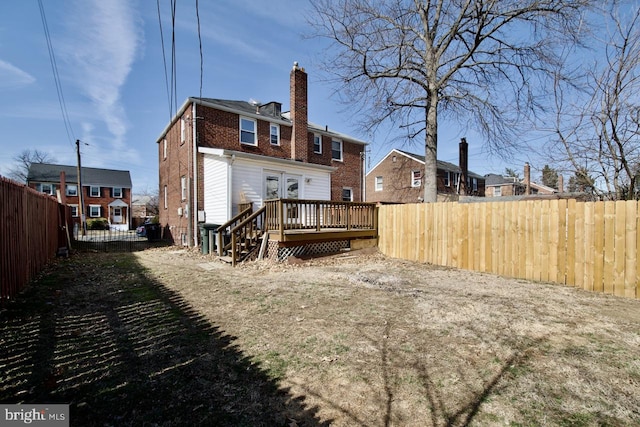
[2,247,639,426]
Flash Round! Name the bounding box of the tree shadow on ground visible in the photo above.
[0,252,328,426]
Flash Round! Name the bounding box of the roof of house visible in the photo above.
[484,173,521,186]
[156,97,368,145]
[368,149,484,179]
[27,163,132,188]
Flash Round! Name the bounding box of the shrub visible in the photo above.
[87,218,109,230]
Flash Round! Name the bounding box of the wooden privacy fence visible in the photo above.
[378,199,640,300]
[1,177,70,304]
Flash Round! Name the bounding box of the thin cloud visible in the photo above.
[62,0,143,148]
[0,60,36,89]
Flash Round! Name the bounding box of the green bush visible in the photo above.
[87,218,109,230]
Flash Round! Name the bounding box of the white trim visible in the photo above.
[198,147,336,172]
[313,133,322,154]
[270,123,280,145]
[240,116,257,146]
[375,176,383,191]
[88,204,101,217]
[331,139,343,162]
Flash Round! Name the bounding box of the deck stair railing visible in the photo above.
[215,203,254,256]
[229,206,267,266]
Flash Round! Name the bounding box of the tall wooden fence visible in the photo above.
[378,199,640,300]
[1,177,70,304]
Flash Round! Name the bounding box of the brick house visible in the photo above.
[157,63,367,246]
[27,163,132,230]
[366,148,485,203]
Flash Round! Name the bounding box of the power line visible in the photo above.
[196,0,203,99]
[156,0,172,121]
[38,0,75,144]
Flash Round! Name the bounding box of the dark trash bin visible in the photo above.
[199,223,219,254]
[144,223,161,241]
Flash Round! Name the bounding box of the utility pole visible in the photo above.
[76,139,86,236]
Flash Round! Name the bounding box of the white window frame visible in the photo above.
[342,187,353,202]
[70,205,79,217]
[240,117,257,146]
[270,123,280,145]
[180,117,186,143]
[375,176,383,191]
[332,139,343,161]
[494,186,502,197]
[112,187,123,198]
[90,186,100,197]
[89,204,101,218]
[163,138,167,159]
[181,176,187,201]
[66,184,77,197]
[444,172,450,187]
[411,170,422,188]
[40,183,54,195]
[313,134,322,154]
[164,185,168,209]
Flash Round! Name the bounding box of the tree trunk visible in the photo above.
[423,91,438,203]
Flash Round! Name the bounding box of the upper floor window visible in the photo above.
[375,176,383,191]
[39,183,54,195]
[270,124,280,145]
[313,134,322,154]
[412,170,422,187]
[181,176,187,201]
[90,186,100,197]
[240,117,257,145]
[163,138,167,159]
[66,184,77,197]
[112,187,123,198]
[180,118,186,143]
[342,187,353,202]
[331,139,343,161]
[164,185,168,209]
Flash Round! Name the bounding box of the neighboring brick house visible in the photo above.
[366,149,485,203]
[27,163,132,230]
[485,166,557,198]
[157,63,367,246]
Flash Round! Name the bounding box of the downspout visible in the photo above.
[192,101,199,247]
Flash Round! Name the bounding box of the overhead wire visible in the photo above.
[37,0,76,145]
[196,0,203,100]
[156,0,172,121]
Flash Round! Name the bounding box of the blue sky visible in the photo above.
[0,0,517,193]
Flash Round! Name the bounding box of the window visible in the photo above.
[313,134,322,154]
[240,117,257,145]
[181,176,187,201]
[163,138,167,159]
[270,124,280,145]
[180,118,186,143]
[70,205,78,217]
[112,187,122,198]
[375,176,383,191]
[90,186,100,197]
[473,178,478,192]
[331,139,343,161]
[66,184,77,196]
[444,172,450,187]
[89,205,101,217]
[342,187,353,202]
[164,185,168,209]
[39,183,54,195]
[412,170,422,187]
[494,186,502,197]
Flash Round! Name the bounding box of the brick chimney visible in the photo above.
[459,137,468,195]
[558,174,564,193]
[524,162,531,195]
[290,62,308,162]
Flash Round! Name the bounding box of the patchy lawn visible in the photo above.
[2,247,639,426]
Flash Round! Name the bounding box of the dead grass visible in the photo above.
[2,247,640,426]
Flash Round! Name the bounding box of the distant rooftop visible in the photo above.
[27,163,132,188]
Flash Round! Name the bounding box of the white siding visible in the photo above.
[203,155,229,224]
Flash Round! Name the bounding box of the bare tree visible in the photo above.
[8,149,57,183]
[551,4,640,200]
[309,0,591,202]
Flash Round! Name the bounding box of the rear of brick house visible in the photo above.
[158,63,367,246]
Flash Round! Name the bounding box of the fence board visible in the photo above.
[378,198,639,300]
[614,201,626,297]
[624,201,637,299]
